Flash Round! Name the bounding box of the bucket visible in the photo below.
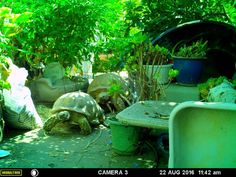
[108,118,140,155]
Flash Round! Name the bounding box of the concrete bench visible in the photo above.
[116,101,178,130]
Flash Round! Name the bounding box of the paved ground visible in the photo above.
[0,126,162,168]
[0,103,169,169]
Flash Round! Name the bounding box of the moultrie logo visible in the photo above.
[30,169,39,177]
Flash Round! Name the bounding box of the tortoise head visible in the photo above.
[97,92,110,104]
[57,111,70,121]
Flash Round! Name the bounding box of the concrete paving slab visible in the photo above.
[0,127,157,168]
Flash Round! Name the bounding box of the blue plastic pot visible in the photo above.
[173,57,205,86]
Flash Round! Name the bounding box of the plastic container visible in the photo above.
[169,101,236,168]
[108,118,140,155]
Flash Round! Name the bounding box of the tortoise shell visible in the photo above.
[51,91,104,123]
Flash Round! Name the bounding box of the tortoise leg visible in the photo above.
[112,97,126,112]
[43,111,70,132]
[43,115,59,132]
[76,117,92,135]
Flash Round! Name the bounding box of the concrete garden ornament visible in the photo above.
[207,79,236,103]
[29,62,89,103]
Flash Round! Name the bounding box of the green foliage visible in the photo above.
[1,0,235,75]
[17,0,101,67]
[92,54,120,73]
[108,83,123,97]
[119,0,236,41]
[0,0,123,73]
[0,7,31,55]
[0,7,30,90]
[123,35,148,73]
[168,69,179,80]
[0,8,31,37]
[0,56,11,90]
[124,38,170,72]
[173,40,208,58]
[123,37,174,101]
[142,0,236,39]
[144,43,170,65]
[93,27,149,73]
[222,0,236,25]
[94,0,236,72]
[124,55,139,72]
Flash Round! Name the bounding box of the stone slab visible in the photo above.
[116,101,178,130]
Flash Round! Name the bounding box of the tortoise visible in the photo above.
[87,73,132,113]
[43,91,105,135]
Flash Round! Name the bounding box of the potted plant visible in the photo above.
[172,39,208,86]
[124,39,179,101]
[144,43,173,84]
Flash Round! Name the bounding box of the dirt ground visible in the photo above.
[0,104,167,168]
